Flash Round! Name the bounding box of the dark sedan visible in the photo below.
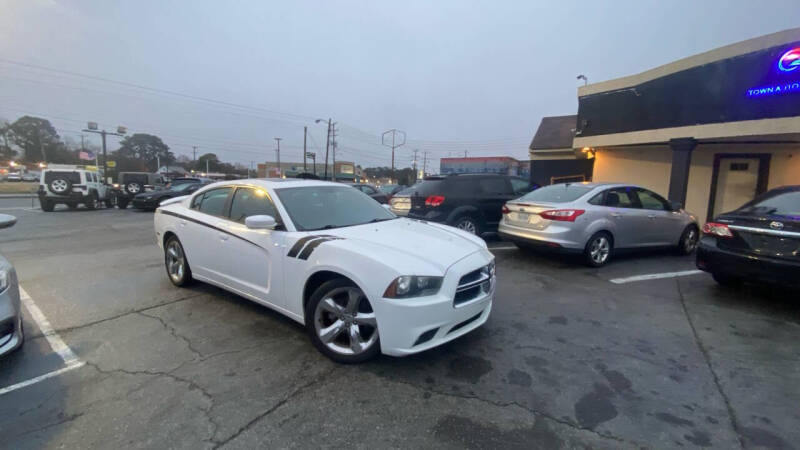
[697,185,800,288]
[132,182,207,210]
[347,183,389,204]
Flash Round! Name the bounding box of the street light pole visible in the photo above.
[303,126,307,172]
[274,137,282,177]
[83,122,126,184]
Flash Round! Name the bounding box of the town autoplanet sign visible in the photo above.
[746,47,800,98]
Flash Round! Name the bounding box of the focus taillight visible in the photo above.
[702,222,733,238]
[425,195,445,207]
[540,209,585,222]
[501,204,510,214]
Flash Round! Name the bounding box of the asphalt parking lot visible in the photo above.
[0,196,798,449]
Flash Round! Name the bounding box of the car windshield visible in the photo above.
[739,190,800,217]
[275,185,397,231]
[516,184,594,203]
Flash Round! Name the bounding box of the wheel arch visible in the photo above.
[302,270,358,317]
[446,205,484,225]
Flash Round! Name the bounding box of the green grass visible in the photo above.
[0,181,39,194]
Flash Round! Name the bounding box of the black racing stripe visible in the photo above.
[297,237,341,260]
[288,235,324,258]
[159,210,265,250]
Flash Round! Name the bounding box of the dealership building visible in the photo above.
[573,27,800,222]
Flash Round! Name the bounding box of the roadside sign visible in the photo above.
[107,161,117,168]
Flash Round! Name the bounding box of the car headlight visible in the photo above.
[383,275,443,298]
[0,269,8,292]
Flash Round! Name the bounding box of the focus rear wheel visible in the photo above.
[677,225,699,255]
[584,232,612,267]
[307,279,379,363]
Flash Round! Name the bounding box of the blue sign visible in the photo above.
[746,47,800,98]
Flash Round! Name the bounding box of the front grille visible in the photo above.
[454,264,493,306]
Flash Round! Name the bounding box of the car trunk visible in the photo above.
[504,201,559,229]
[717,213,800,262]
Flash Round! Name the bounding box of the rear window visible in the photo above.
[739,190,800,217]
[398,179,444,196]
[517,184,594,203]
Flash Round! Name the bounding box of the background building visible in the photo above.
[528,115,594,186]
[257,160,360,181]
[573,27,800,223]
[440,156,529,177]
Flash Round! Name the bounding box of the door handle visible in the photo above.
[179,219,187,226]
[611,213,623,218]
[647,214,656,219]
[219,233,229,241]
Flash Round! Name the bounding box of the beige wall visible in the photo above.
[592,143,800,223]
[591,146,672,195]
[685,144,800,222]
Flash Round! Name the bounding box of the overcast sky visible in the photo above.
[0,0,797,170]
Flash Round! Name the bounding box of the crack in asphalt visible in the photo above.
[14,412,86,437]
[211,366,339,449]
[138,311,204,360]
[48,291,207,338]
[675,278,746,450]
[384,376,640,447]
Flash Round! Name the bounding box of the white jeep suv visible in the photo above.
[37,165,111,211]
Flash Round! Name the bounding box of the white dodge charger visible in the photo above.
[153,179,495,363]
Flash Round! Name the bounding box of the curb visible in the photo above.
[0,194,37,199]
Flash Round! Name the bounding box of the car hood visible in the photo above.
[321,218,487,274]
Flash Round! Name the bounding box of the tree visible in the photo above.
[0,121,16,160]
[6,116,66,163]
[117,133,174,171]
[194,153,220,172]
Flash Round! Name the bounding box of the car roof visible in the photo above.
[201,178,348,190]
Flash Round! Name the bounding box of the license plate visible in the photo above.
[515,212,530,222]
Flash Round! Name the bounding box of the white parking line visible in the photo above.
[609,270,703,284]
[488,245,518,251]
[0,287,84,396]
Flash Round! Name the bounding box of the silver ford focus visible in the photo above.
[0,214,22,357]
[498,183,699,266]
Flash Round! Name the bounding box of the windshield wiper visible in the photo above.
[367,217,397,223]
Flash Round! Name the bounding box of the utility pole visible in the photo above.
[192,146,198,161]
[464,150,468,158]
[303,126,307,172]
[206,158,209,174]
[250,161,254,178]
[83,122,126,184]
[274,137,282,176]
[330,126,338,181]
[412,149,419,182]
[381,129,406,181]
[156,154,161,173]
[306,152,316,175]
[323,119,331,179]
[422,151,428,178]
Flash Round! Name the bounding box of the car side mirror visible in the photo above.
[245,215,277,230]
[670,201,683,211]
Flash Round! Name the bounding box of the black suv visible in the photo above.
[389,174,532,235]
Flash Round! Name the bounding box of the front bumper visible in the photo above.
[374,250,494,356]
[132,198,160,209]
[498,221,585,251]
[696,237,800,287]
[0,277,22,357]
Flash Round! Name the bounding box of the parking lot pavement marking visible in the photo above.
[488,245,518,251]
[609,269,703,284]
[19,287,80,364]
[0,361,85,396]
[0,287,86,396]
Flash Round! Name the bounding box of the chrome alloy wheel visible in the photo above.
[166,240,186,283]
[51,179,68,193]
[589,236,611,265]
[456,219,477,234]
[684,228,698,253]
[313,287,378,356]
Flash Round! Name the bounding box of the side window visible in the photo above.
[588,192,604,205]
[478,177,512,195]
[450,179,480,195]
[510,178,530,195]
[229,187,280,223]
[636,189,669,211]
[195,187,232,217]
[603,188,638,208]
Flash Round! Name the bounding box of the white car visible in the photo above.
[153,179,495,363]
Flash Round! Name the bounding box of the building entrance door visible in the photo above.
[712,157,760,217]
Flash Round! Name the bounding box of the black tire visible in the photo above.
[125,182,143,195]
[48,178,72,196]
[306,278,380,364]
[40,199,55,212]
[712,273,742,287]
[452,215,481,236]
[677,225,700,255]
[164,235,193,287]
[66,203,78,210]
[117,199,129,209]
[584,232,613,267]
[85,193,99,210]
